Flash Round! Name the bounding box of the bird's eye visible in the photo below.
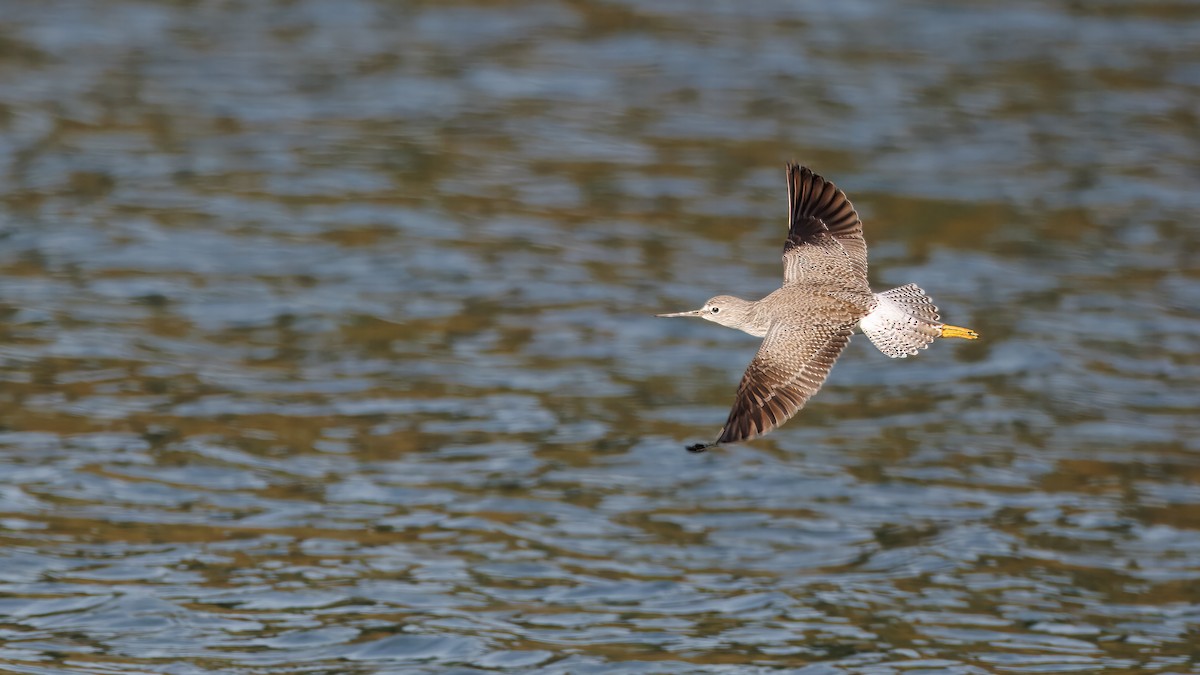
[711,307,720,314]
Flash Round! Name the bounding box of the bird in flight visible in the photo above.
[657,164,978,452]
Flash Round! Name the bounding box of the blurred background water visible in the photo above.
[0,1,1198,673]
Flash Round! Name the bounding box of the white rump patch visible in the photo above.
[859,284,943,358]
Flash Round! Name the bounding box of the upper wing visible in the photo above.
[783,164,868,285]
[712,320,855,446]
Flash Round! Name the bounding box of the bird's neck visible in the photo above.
[739,303,773,338]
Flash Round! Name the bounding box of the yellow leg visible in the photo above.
[940,324,978,340]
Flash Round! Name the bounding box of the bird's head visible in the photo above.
[656,295,755,329]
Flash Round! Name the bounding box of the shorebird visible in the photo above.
[658,164,978,452]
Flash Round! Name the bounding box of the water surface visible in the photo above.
[0,1,1198,673]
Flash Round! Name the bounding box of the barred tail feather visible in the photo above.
[860,284,942,358]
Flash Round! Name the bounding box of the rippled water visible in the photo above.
[1,1,1198,673]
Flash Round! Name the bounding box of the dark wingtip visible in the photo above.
[785,163,861,246]
[686,442,715,453]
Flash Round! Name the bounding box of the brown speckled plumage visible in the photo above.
[657,164,978,452]
[706,166,872,449]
